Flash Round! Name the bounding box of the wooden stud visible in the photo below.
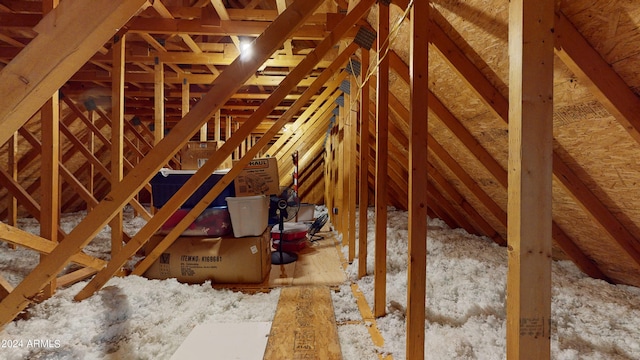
[374,0,390,318]
[406,2,429,358]
[347,76,358,262]
[336,91,345,235]
[0,275,13,301]
[111,33,126,256]
[507,0,554,358]
[87,110,96,211]
[154,60,165,145]
[214,110,221,142]
[226,115,232,142]
[7,133,18,236]
[358,49,370,279]
[40,94,59,299]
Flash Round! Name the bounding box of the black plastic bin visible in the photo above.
[150,169,235,209]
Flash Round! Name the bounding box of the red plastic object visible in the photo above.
[159,207,232,237]
[271,223,308,241]
[272,238,308,252]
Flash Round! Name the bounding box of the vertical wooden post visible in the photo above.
[154,59,164,145]
[87,110,95,211]
[347,76,358,262]
[214,110,221,142]
[40,94,59,298]
[39,0,60,299]
[8,134,18,228]
[406,1,429,358]
[507,0,554,358]
[110,33,126,256]
[235,121,242,159]
[374,0,390,318]
[358,50,370,278]
[241,123,247,157]
[338,93,347,240]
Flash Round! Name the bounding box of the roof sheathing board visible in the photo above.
[358,0,640,286]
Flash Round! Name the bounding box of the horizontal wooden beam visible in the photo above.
[0,222,106,270]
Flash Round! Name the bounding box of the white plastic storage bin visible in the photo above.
[226,195,269,237]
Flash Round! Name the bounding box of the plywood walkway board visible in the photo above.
[290,237,347,287]
[264,286,342,360]
[0,0,149,146]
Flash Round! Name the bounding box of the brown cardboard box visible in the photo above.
[180,141,232,170]
[143,229,271,284]
[233,157,280,196]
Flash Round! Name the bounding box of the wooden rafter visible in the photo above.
[554,12,640,146]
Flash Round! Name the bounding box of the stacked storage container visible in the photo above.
[150,168,235,237]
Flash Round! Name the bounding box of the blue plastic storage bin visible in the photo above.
[150,169,235,208]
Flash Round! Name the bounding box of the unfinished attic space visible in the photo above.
[1,0,640,358]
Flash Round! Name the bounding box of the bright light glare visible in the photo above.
[240,40,252,58]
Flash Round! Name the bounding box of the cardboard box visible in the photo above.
[181,141,232,170]
[233,157,280,196]
[143,229,271,284]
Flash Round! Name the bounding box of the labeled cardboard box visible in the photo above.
[180,141,232,170]
[233,157,280,196]
[143,229,271,284]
